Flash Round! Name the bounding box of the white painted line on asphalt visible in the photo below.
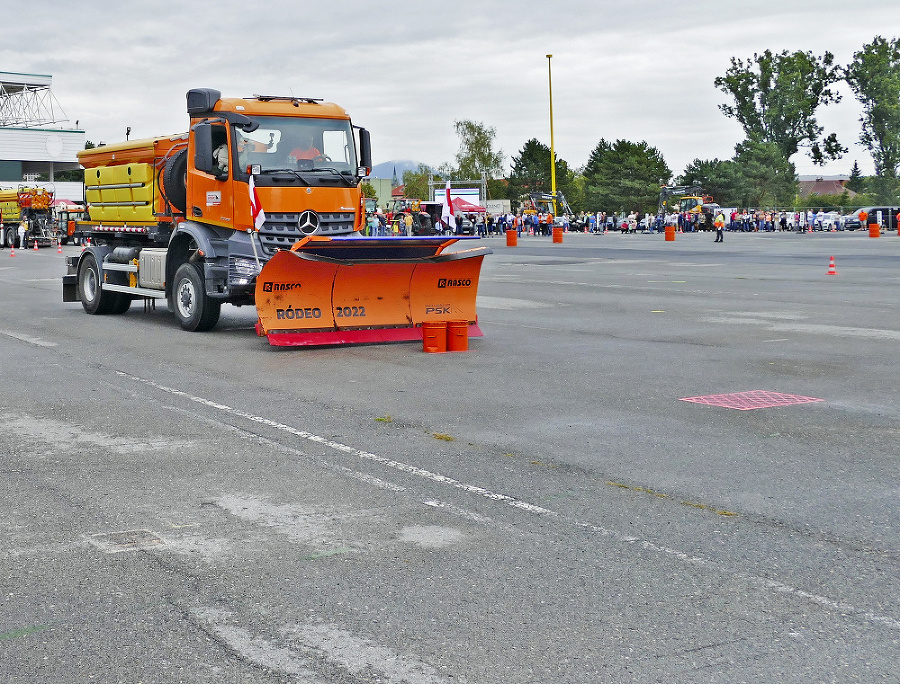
[704,316,900,341]
[476,295,552,309]
[118,370,900,632]
[0,329,57,347]
[422,499,493,523]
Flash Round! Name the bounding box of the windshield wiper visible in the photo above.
[259,168,313,184]
[306,166,356,186]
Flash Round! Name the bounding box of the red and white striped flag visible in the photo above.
[441,180,455,231]
[249,175,266,231]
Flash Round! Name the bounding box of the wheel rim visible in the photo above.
[83,265,98,302]
[176,276,196,320]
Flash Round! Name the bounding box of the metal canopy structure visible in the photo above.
[0,72,70,128]
[0,72,85,193]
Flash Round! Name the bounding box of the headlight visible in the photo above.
[230,257,261,285]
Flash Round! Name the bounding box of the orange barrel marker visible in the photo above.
[422,321,448,353]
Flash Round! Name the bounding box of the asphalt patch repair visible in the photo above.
[679,390,825,410]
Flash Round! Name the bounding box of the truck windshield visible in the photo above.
[234,116,357,176]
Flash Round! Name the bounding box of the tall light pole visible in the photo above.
[546,54,557,216]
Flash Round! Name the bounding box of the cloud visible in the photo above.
[7,0,900,177]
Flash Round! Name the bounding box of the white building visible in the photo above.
[0,71,85,201]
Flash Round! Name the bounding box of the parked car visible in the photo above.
[843,207,900,231]
[842,211,863,230]
[819,211,841,230]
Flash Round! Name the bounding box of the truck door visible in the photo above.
[189,123,235,228]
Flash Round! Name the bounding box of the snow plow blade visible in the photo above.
[254,236,490,347]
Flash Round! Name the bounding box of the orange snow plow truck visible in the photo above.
[62,88,489,346]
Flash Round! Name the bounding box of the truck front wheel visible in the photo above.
[172,263,221,332]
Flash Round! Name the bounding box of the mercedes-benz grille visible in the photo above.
[257,212,356,254]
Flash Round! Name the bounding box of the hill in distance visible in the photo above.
[370,159,427,180]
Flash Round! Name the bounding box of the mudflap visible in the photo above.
[254,236,490,347]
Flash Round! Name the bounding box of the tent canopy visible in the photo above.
[51,198,83,209]
[452,197,485,213]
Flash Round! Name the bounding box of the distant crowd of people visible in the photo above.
[578,209,848,233]
[365,206,871,239]
[366,210,570,237]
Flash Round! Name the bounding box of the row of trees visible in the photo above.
[404,36,900,214]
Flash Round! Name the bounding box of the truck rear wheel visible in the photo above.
[172,262,221,332]
[78,253,130,315]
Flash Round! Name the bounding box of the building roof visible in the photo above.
[798,179,856,199]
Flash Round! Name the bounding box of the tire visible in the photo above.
[78,253,127,315]
[109,294,133,315]
[3,228,15,249]
[163,149,188,214]
[172,262,221,332]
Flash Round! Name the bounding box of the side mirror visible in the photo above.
[357,128,372,176]
[193,122,214,175]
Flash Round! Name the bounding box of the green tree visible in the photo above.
[714,49,845,164]
[732,140,797,207]
[867,175,900,204]
[360,181,378,199]
[401,164,434,201]
[796,191,855,212]
[582,138,670,213]
[582,139,613,181]
[844,36,900,203]
[846,161,866,193]
[506,138,552,207]
[677,158,744,207]
[453,120,504,186]
[506,138,577,211]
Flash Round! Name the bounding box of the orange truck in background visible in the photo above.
[62,88,489,346]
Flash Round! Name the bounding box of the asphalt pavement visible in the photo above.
[1,228,898,683]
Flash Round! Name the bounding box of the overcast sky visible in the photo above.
[5,0,899,179]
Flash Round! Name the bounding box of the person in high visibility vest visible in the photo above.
[714,211,726,242]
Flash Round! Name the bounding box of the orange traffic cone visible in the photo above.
[33,240,38,251]
[57,239,63,253]
[9,244,14,257]
[827,256,838,275]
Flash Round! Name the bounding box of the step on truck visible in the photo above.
[62,88,489,346]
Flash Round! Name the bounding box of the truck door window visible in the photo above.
[211,124,229,177]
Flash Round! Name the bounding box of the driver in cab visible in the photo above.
[287,133,321,164]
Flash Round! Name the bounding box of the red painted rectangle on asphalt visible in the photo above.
[679,390,825,410]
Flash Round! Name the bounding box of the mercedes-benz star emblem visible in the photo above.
[297,210,320,235]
